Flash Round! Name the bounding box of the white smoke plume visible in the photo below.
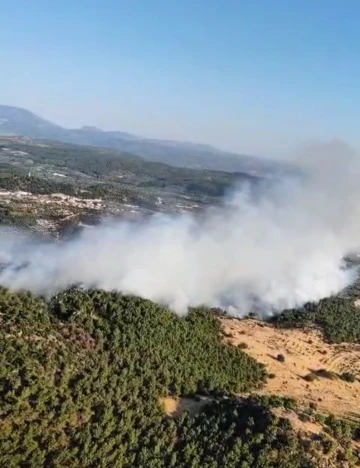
[0,139,360,316]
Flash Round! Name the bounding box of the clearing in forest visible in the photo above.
[162,396,213,418]
[220,318,360,420]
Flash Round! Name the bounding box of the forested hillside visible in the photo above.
[271,294,360,343]
[0,288,265,467]
[0,139,255,198]
[0,105,282,174]
[1,288,359,467]
[0,170,142,204]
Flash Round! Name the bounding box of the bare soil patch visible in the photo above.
[221,318,360,419]
[161,396,212,418]
[272,407,323,435]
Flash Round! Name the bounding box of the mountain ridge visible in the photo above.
[0,104,285,175]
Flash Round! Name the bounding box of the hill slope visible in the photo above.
[0,105,285,174]
[1,287,359,467]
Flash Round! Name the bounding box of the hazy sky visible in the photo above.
[1,1,359,156]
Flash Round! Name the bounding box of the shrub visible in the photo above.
[299,412,312,422]
[277,354,285,363]
[282,397,297,411]
[316,369,337,380]
[314,413,326,424]
[340,372,356,383]
[237,342,249,350]
[304,373,317,382]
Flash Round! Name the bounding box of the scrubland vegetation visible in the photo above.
[1,287,360,466]
[271,295,360,343]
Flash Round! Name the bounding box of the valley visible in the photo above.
[0,136,246,236]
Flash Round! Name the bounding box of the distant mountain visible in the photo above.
[0,105,67,140]
[0,105,286,175]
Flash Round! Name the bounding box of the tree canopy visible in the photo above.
[0,287,359,466]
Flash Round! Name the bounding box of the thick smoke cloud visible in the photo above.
[0,139,359,315]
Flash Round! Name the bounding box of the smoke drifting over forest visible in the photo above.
[0,140,359,316]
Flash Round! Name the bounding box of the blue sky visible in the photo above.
[1,1,359,156]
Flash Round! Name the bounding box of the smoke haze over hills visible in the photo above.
[0,104,283,174]
[0,141,358,315]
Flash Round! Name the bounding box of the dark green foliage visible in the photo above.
[0,287,269,467]
[324,414,360,448]
[298,412,312,423]
[171,399,315,468]
[249,394,297,411]
[277,353,285,363]
[305,369,357,384]
[0,287,358,466]
[271,295,360,343]
[340,372,356,383]
[0,171,140,204]
[0,140,252,198]
[0,169,76,194]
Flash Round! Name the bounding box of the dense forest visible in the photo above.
[271,294,360,343]
[0,140,256,197]
[1,287,359,467]
[0,169,151,205]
